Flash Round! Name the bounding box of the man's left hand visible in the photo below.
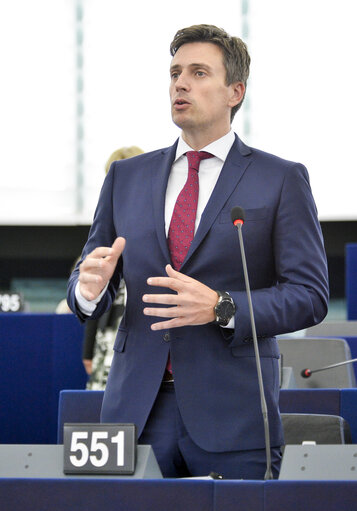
[142,264,218,330]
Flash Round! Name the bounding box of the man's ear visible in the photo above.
[228,81,245,108]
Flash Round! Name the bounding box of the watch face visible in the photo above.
[215,292,236,326]
[219,299,235,320]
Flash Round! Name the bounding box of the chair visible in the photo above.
[281,413,352,445]
[306,320,357,337]
[57,390,104,443]
[278,337,356,388]
[58,391,353,447]
[280,366,296,389]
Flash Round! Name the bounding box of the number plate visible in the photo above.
[63,423,136,475]
[0,292,24,312]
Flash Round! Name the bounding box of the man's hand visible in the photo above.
[79,237,126,301]
[142,264,218,330]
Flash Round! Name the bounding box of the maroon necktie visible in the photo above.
[168,151,213,270]
[165,151,213,377]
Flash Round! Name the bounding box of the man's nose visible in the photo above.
[175,73,190,91]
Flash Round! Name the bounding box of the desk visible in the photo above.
[1,479,357,511]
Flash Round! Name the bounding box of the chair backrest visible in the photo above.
[57,390,104,443]
[306,321,357,337]
[278,337,356,388]
[279,389,340,415]
[280,366,297,389]
[281,413,352,445]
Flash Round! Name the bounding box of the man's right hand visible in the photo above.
[78,237,126,301]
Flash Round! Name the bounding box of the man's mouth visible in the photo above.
[174,98,190,106]
[173,98,191,111]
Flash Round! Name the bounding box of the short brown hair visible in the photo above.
[170,24,250,120]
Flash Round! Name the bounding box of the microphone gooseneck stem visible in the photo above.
[302,357,357,377]
[236,223,273,480]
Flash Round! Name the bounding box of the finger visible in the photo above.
[142,293,179,305]
[165,264,195,283]
[143,306,182,318]
[89,246,115,259]
[110,237,126,258]
[147,276,183,291]
[81,256,107,271]
[150,317,185,331]
[79,272,104,285]
[86,237,125,262]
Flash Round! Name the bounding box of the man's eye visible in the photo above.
[196,71,206,77]
[171,73,179,79]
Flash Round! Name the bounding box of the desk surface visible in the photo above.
[1,478,357,511]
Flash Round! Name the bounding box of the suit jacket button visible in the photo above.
[163,333,170,342]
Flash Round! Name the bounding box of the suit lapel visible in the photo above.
[151,135,252,271]
[181,135,252,270]
[151,141,178,264]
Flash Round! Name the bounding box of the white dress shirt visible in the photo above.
[165,130,235,235]
[76,130,236,323]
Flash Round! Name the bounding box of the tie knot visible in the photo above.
[186,151,214,172]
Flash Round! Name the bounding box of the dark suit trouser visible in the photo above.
[138,382,281,479]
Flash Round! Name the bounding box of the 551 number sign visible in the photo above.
[63,423,136,475]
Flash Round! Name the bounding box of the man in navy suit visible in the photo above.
[67,24,329,479]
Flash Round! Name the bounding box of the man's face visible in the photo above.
[169,42,242,140]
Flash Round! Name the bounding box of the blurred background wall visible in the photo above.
[0,0,356,312]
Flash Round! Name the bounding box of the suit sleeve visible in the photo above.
[226,163,329,347]
[67,165,121,321]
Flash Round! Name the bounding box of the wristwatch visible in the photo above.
[214,291,236,327]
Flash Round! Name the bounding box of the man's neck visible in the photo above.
[181,126,231,151]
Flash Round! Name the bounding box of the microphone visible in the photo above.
[231,206,273,481]
[301,357,357,378]
[231,206,245,227]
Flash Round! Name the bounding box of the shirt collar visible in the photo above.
[175,130,235,163]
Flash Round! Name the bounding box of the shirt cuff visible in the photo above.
[223,317,235,329]
[75,281,108,316]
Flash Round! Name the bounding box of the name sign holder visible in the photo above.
[280,444,357,480]
[63,423,136,475]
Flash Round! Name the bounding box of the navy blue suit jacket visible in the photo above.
[67,134,329,452]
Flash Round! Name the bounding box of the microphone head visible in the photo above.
[301,368,312,378]
[231,206,245,226]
